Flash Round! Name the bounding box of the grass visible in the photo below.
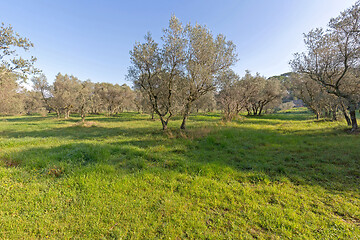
[0,109,359,239]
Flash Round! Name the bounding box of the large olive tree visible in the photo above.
[128,15,237,130]
[290,1,360,131]
[128,16,187,130]
[0,23,37,114]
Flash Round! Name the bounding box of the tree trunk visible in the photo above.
[341,104,351,126]
[160,118,167,130]
[348,101,358,131]
[64,109,70,119]
[350,110,358,132]
[259,105,264,116]
[180,102,192,130]
[316,112,320,120]
[332,110,337,121]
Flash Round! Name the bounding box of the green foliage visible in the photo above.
[0,23,37,79]
[0,110,359,239]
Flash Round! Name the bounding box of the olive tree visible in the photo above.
[0,23,37,114]
[180,24,237,129]
[0,71,24,115]
[75,80,94,122]
[128,16,187,130]
[32,73,82,118]
[290,1,360,131]
[216,69,244,121]
[0,23,37,79]
[239,72,285,116]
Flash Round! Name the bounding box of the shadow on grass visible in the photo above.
[1,116,50,122]
[243,111,314,122]
[2,121,359,193]
[0,124,163,140]
[0,112,152,123]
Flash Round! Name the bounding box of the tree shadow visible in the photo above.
[243,111,314,121]
[0,124,161,140]
[1,116,50,122]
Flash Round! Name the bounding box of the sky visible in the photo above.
[2,0,357,86]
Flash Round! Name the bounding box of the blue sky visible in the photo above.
[2,0,357,86]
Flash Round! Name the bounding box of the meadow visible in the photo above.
[0,109,359,239]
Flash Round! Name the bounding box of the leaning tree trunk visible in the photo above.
[160,117,168,130]
[341,104,351,126]
[258,105,264,116]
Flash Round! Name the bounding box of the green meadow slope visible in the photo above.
[0,109,359,239]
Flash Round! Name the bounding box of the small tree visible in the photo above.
[216,70,244,121]
[240,72,285,116]
[76,80,94,122]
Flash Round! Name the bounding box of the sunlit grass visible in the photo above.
[0,109,359,239]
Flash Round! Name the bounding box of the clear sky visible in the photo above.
[2,0,357,86]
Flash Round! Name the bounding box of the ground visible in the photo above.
[0,109,359,239]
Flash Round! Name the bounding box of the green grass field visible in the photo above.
[0,109,359,239]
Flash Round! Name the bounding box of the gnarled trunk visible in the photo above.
[350,110,358,132]
[160,118,168,130]
[341,103,351,126]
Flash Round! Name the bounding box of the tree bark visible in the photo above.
[348,101,358,131]
[160,118,168,130]
[350,110,358,131]
[259,105,264,116]
[332,111,337,121]
[180,102,192,130]
[341,104,351,126]
[64,109,70,119]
